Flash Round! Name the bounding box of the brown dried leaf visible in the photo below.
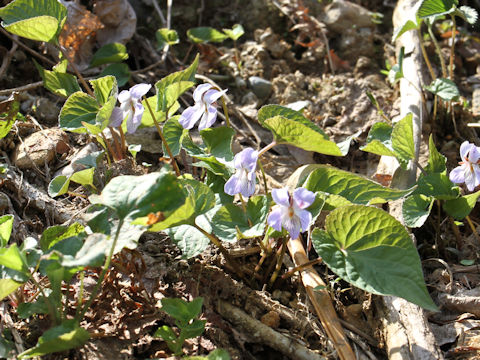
[59,1,103,70]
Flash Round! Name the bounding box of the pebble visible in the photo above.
[323,0,374,33]
[13,128,69,169]
[247,76,272,100]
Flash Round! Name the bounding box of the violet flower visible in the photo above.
[224,148,258,197]
[267,188,315,239]
[179,84,227,131]
[450,141,480,192]
[110,83,151,134]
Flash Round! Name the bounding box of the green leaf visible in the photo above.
[185,349,231,360]
[146,178,215,230]
[90,75,117,106]
[418,0,457,18]
[391,113,415,162]
[0,245,28,274]
[392,18,421,41]
[360,122,396,157]
[128,144,141,160]
[415,173,460,200]
[59,92,99,133]
[156,28,179,50]
[443,190,480,219]
[70,167,95,187]
[426,134,446,173]
[167,225,210,259]
[164,81,195,111]
[304,165,413,205]
[0,278,23,300]
[34,60,80,97]
[312,205,437,310]
[456,6,478,24]
[187,27,228,43]
[154,325,177,342]
[90,168,186,221]
[182,319,206,338]
[222,24,244,40]
[0,215,13,247]
[48,175,70,197]
[90,43,128,67]
[99,63,130,87]
[18,320,89,359]
[60,233,108,268]
[0,0,67,43]
[17,297,49,318]
[200,126,235,161]
[161,297,203,324]
[402,194,434,228]
[424,78,459,101]
[40,223,84,252]
[155,54,199,112]
[0,332,15,359]
[140,96,174,126]
[163,115,186,157]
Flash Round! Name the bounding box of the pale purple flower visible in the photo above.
[450,141,480,192]
[224,148,258,197]
[267,188,315,239]
[110,83,151,134]
[179,84,227,131]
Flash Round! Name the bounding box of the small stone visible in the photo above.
[235,77,247,89]
[248,76,272,100]
[35,98,60,125]
[323,0,374,34]
[13,128,69,169]
[260,311,280,329]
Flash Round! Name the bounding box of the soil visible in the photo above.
[2,0,480,359]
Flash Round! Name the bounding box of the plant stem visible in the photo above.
[466,215,480,243]
[108,126,123,160]
[268,238,287,287]
[118,126,127,156]
[193,224,245,279]
[239,194,253,227]
[220,96,231,128]
[449,15,456,81]
[75,271,85,319]
[417,29,436,81]
[30,276,59,325]
[100,131,115,163]
[258,141,276,157]
[143,96,181,176]
[257,160,269,195]
[76,219,124,321]
[59,46,95,98]
[282,258,323,279]
[427,25,447,78]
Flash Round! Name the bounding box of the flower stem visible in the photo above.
[466,215,480,243]
[239,194,252,227]
[258,141,276,157]
[257,160,269,194]
[417,29,436,82]
[100,131,114,164]
[118,126,127,156]
[268,238,288,287]
[427,24,447,78]
[193,224,245,279]
[449,15,456,81]
[76,219,124,321]
[59,46,95,98]
[143,96,181,176]
[220,96,231,128]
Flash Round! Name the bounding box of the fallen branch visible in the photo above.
[287,237,355,360]
[216,299,325,360]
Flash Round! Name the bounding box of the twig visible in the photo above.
[0,39,18,80]
[152,0,166,26]
[216,300,325,360]
[0,27,56,67]
[287,237,354,359]
[59,46,94,97]
[0,81,44,96]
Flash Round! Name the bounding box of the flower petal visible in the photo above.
[109,107,124,127]
[193,84,213,103]
[127,103,144,134]
[469,144,480,163]
[224,175,240,196]
[118,90,131,104]
[129,83,151,100]
[297,209,312,233]
[198,106,217,130]
[293,188,315,209]
[234,148,258,171]
[464,165,476,191]
[282,215,301,240]
[272,188,290,207]
[203,88,227,104]
[179,105,203,129]
[449,166,465,184]
[267,206,284,232]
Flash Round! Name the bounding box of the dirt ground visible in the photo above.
[2,0,480,359]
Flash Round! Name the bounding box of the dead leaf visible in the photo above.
[94,0,137,47]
